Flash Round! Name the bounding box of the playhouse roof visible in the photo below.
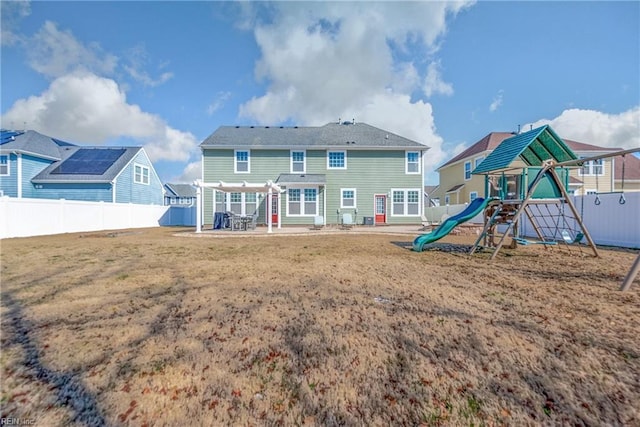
[472,125,578,174]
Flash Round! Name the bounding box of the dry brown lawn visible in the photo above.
[1,227,639,426]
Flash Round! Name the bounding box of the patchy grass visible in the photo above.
[1,227,639,426]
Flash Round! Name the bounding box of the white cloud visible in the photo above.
[525,107,640,149]
[175,160,202,184]
[1,71,198,162]
[423,61,454,98]
[489,90,503,112]
[123,44,173,87]
[238,1,473,176]
[26,21,118,78]
[207,91,232,115]
[1,0,30,46]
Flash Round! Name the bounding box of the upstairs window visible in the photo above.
[134,164,150,185]
[0,155,8,176]
[464,161,472,180]
[291,150,306,173]
[580,159,604,176]
[406,151,420,174]
[235,150,250,173]
[327,151,346,169]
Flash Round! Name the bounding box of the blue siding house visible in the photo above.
[0,129,164,204]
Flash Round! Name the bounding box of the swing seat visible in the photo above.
[514,237,557,246]
[561,230,584,244]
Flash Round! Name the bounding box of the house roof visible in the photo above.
[615,153,640,181]
[32,145,142,183]
[472,125,577,174]
[200,122,429,150]
[424,185,439,195]
[0,129,75,160]
[276,173,326,185]
[438,132,513,170]
[437,131,616,172]
[164,183,196,198]
[445,183,465,193]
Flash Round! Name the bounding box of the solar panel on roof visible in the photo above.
[51,148,126,175]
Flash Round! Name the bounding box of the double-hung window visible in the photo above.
[216,192,258,216]
[474,156,484,171]
[327,151,346,169]
[0,155,8,176]
[291,150,306,173]
[470,191,478,202]
[134,164,150,185]
[287,187,317,216]
[464,161,472,180]
[341,188,356,208]
[391,189,420,216]
[235,150,250,173]
[580,159,604,176]
[406,151,420,174]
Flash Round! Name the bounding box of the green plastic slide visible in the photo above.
[413,197,493,252]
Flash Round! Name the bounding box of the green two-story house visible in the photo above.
[198,121,429,229]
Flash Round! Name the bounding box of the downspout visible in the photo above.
[16,153,22,198]
[195,181,202,233]
[112,180,116,203]
[267,187,273,233]
[277,191,281,229]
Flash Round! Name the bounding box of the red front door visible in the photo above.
[375,195,386,224]
[271,194,278,224]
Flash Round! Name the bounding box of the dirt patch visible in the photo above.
[1,227,639,426]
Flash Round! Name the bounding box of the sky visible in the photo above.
[2,1,639,185]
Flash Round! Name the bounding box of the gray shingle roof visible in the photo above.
[165,183,197,198]
[276,174,326,185]
[32,146,142,183]
[200,122,428,149]
[0,129,75,160]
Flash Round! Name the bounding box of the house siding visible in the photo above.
[0,153,19,197]
[202,148,424,225]
[21,155,55,198]
[115,151,163,205]
[29,182,113,201]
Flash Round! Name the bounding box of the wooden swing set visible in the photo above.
[470,146,640,291]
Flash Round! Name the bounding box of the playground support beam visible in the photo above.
[546,167,599,258]
[553,147,640,168]
[620,253,640,292]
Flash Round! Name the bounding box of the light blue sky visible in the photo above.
[2,1,638,184]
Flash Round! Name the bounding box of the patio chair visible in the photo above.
[313,215,324,230]
[247,212,258,230]
[341,213,354,230]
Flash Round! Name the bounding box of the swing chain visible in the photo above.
[619,154,626,205]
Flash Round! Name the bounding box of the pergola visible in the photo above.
[193,180,284,233]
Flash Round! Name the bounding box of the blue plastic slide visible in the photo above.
[413,197,492,252]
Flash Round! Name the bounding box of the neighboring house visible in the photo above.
[164,183,196,206]
[0,129,163,204]
[199,121,429,226]
[423,185,440,207]
[614,153,640,193]
[433,128,619,204]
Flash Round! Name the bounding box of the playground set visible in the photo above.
[412,125,640,291]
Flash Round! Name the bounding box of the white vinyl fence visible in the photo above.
[423,203,484,224]
[519,192,640,249]
[0,197,175,239]
[426,192,639,249]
